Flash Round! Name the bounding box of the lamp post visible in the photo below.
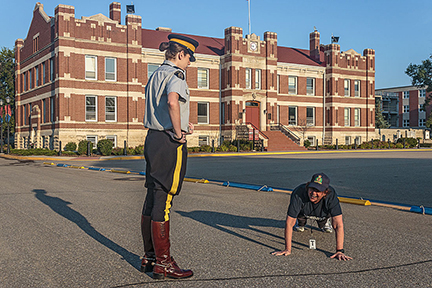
[0,98,3,153]
[6,96,10,154]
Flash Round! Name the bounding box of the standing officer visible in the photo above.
[141,34,199,279]
[272,173,352,261]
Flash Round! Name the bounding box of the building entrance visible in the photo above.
[245,101,260,128]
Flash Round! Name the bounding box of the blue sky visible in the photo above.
[1,0,431,89]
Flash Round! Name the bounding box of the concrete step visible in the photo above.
[265,131,307,151]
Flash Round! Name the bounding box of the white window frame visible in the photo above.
[50,58,55,82]
[106,135,117,147]
[255,69,261,90]
[148,64,159,80]
[403,91,409,99]
[355,136,362,145]
[344,79,350,96]
[403,119,409,127]
[86,135,98,147]
[35,66,39,87]
[306,107,315,126]
[23,72,27,91]
[105,96,117,122]
[307,136,316,146]
[345,136,351,145]
[288,106,297,125]
[277,75,280,94]
[105,57,116,81]
[288,76,297,94]
[199,135,209,146]
[306,78,315,96]
[197,68,209,89]
[419,119,426,127]
[354,80,360,97]
[354,108,360,127]
[85,55,97,80]
[420,89,426,97]
[344,108,350,126]
[245,68,252,89]
[42,62,46,84]
[30,69,33,89]
[197,102,209,124]
[404,105,409,113]
[85,95,97,121]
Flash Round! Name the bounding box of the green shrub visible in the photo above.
[229,145,238,152]
[303,139,311,148]
[219,145,229,152]
[126,147,135,155]
[420,143,432,148]
[61,151,77,156]
[396,137,418,148]
[78,140,93,155]
[64,142,77,151]
[395,143,403,149]
[134,145,144,155]
[10,148,58,156]
[97,139,114,156]
[199,145,212,153]
[112,147,124,155]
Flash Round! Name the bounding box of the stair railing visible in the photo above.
[269,124,301,145]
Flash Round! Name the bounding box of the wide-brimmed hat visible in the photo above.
[168,34,199,62]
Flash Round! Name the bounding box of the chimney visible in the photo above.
[309,29,320,62]
[109,2,121,24]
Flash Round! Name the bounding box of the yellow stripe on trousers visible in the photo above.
[165,145,183,221]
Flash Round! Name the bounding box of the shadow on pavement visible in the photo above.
[176,210,332,256]
[33,189,141,271]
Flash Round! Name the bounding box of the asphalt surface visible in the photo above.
[1,156,432,287]
[41,149,432,207]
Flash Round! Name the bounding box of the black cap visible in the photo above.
[168,34,199,62]
[308,173,330,192]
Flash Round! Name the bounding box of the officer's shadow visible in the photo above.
[176,210,318,253]
[33,189,141,271]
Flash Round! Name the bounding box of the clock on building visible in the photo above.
[250,41,258,51]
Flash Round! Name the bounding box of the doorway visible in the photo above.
[245,101,260,128]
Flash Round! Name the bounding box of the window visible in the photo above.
[404,105,409,113]
[220,102,225,124]
[288,76,297,94]
[30,69,33,89]
[355,136,361,145]
[198,102,209,124]
[306,78,315,95]
[420,104,425,111]
[86,95,97,121]
[199,136,209,146]
[344,79,350,96]
[105,97,116,122]
[344,108,350,126]
[23,72,27,91]
[245,68,251,89]
[43,99,47,123]
[277,75,280,94]
[197,68,209,89]
[86,135,98,146]
[42,62,46,84]
[50,97,55,122]
[106,135,117,147]
[354,108,360,127]
[50,58,55,81]
[419,119,426,127]
[35,66,39,87]
[403,119,409,127]
[420,89,426,97]
[345,136,351,145]
[105,58,116,81]
[306,107,315,126]
[403,91,409,99]
[255,69,261,89]
[24,105,28,125]
[85,55,97,80]
[354,80,360,97]
[288,106,297,125]
[307,136,316,146]
[148,64,159,79]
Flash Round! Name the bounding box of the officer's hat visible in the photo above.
[168,34,199,62]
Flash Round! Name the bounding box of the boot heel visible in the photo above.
[152,272,165,280]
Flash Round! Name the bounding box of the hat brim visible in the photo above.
[308,182,327,192]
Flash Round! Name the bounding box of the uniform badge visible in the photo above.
[174,70,184,80]
[314,175,323,184]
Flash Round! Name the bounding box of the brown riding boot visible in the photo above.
[140,215,155,272]
[151,220,193,280]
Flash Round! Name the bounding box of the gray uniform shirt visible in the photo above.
[144,60,190,132]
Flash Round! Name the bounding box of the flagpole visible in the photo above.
[248,0,251,35]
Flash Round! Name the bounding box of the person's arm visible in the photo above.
[167,92,185,143]
[272,216,297,256]
[330,214,352,261]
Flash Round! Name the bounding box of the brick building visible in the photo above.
[376,86,431,128]
[14,2,376,150]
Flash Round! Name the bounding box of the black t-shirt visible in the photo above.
[287,183,342,221]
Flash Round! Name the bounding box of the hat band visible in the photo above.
[169,38,196,53]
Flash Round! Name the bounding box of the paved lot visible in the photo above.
[1,157,432,287]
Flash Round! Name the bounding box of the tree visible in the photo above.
[406,54,432,106]
[0,47,15,136]
[375,98,390,128]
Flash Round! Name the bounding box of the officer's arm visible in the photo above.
[167,92,184,142]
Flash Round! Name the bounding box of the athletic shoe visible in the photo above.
[321,218,333,233]
[294,225,305,232]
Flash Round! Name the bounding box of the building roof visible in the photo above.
[277,46,324,66]
[142,29,225,56]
